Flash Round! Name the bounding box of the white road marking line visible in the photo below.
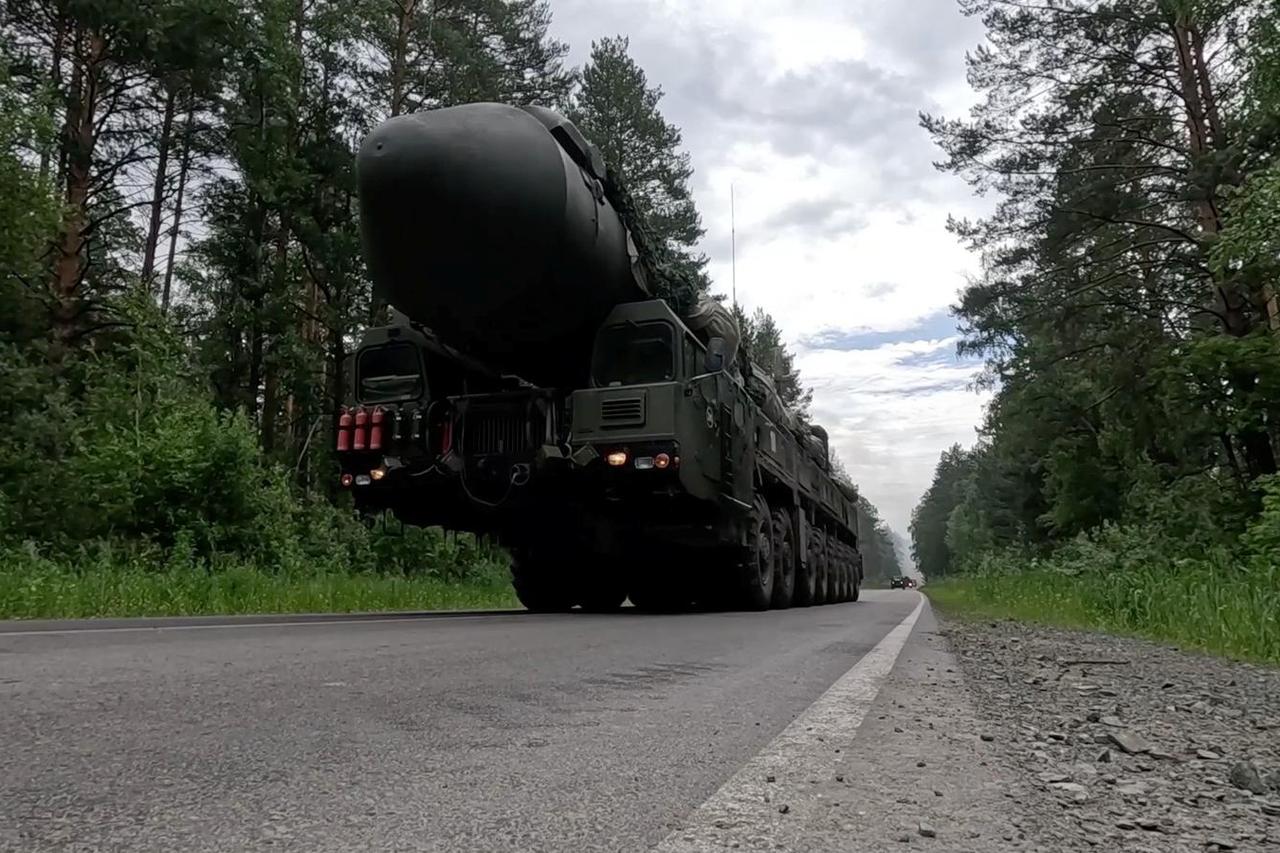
[653,597,926,852]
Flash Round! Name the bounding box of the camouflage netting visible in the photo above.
[746,369,796,432]
[602,170,705,317]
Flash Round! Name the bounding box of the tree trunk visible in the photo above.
[263,216,289,452]
[1170,16,1277,475]
[1219,433,1247,488]
[246,288,265,418]
[161,105,196,316]
[140,85,178,288]
[49,28,104,362]
[261,357,279,453]
[1169,20,1219,235]
[325,325,350,494]
[1263,286,1280,332]
[1187,24,1224,151]
[1240,430,1277,479]
[1168,18,1254,337]
[390,0,418,117]
[245,204,267,421]
[328,327,346,414]
[326,326,347,494]
[285,265,320,460]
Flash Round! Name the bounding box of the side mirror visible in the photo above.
[705,337,726,373]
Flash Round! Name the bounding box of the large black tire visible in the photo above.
[793,522,818,607]
[823,537,839,604]
[834,545,849,602]
[510,544,575,613]
[738,495,776,611]
[812,530,828,605]
[690,551,737,612]
[850,551,863,602]
[770,508,796,610]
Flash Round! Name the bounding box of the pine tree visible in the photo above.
[856,495,902,583]
[358,0,572,122]
[0,0,242,357]
[917,0,1280,562]
[137,0,237,296]
[0,57,60,342]
[568,35,710,309]
[734,303,811,415]
[189,0,366,462]
[910,444,977,579]
[1215,10,1280,329]
[3,0,159,358]
[744,307,812,415]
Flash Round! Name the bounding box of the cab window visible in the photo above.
[358,342,424,402]
[592,321,675,386]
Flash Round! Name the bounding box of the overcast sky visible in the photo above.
[547,0,993,542]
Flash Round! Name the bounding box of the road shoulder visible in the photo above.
[937,609,1280,852]
[799,599,1028,850]
[654,595,1028,851]
[655,593,1280,852]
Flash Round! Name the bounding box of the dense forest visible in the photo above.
[911,2,1280,594]
[0,0,901,598]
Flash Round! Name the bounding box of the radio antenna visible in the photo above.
[731,183,737,309]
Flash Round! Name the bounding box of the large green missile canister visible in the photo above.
[356,102,649,388]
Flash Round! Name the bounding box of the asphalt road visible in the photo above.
[0,591,921,852]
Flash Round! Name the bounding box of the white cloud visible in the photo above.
[796,338,990,533]
[548,0,991,535]
[704,190,978,341]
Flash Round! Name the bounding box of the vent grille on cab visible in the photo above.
[600,395,644,426]
[463,408,529,455]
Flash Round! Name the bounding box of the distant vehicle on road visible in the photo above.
[889,576,917,590]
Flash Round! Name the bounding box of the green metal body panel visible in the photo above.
[566,298,861,560]
[340,300,860,567]
[570,300,755,509]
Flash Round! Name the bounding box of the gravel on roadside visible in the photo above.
[936,611,1280,853]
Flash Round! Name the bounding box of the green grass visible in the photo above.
[0,562,519,620]
[927,562,1280,665]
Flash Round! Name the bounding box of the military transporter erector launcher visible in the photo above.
[337,101,863,612]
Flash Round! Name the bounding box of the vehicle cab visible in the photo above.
[334,321,500,510]
[570,299,751,510]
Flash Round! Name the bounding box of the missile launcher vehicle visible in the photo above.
[338,102,863,611]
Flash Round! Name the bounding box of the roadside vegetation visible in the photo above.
[0,555,518,620]
[0,3,901,618]
[927,559,1280,665]
[913,2,1280,663]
